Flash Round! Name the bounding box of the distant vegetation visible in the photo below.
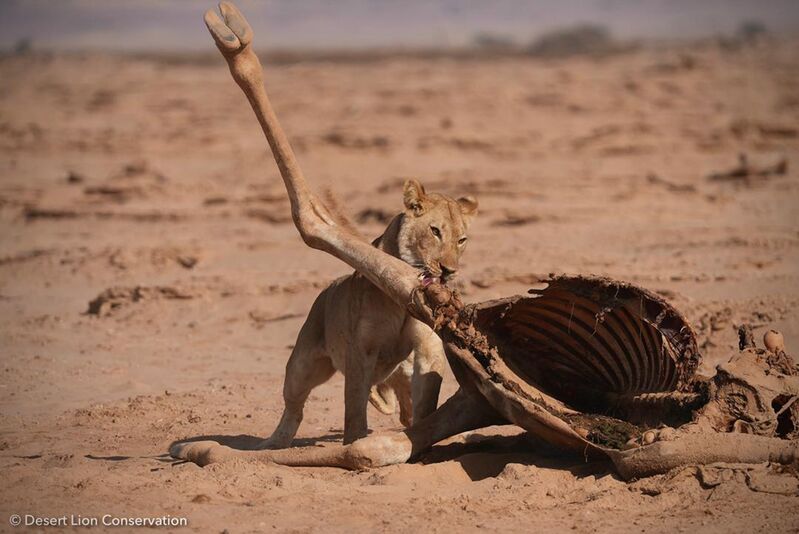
[716,20,770,51]
[469,19,773,59]
[13,38,33,55]
[466,24,624,59]
[526,25,618,58]
[735,20,768,42]
[471,33,517,51]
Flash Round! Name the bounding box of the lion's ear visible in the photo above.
[403,179,427,215]
[457,195,478,216]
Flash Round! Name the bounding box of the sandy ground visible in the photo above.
[1,37,798,532]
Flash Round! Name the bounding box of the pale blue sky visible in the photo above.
[2,0,799,52]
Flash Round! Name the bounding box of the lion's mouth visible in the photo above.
[420,272,441,286]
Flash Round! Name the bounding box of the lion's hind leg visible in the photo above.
[259,309,335,449]
[407,323,446,423]
[369,382,397,415]
[369,359,413,426]
[388,360,414,427]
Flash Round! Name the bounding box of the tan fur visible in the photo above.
[260,179,477,448]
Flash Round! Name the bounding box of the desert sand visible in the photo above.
[1,36,798,532]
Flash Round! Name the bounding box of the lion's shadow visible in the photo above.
[167,432,346,452]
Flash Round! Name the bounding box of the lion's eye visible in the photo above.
[458,236,468,245]
[430,226,441,239]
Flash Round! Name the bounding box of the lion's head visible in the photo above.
[397,179,478,283]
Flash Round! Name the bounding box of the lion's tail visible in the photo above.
[368,383,397,415]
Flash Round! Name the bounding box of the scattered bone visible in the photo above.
[763,329,785,354]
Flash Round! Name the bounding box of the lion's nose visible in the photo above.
[440,264,457,280]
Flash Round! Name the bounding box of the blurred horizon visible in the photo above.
[2,0,799,53]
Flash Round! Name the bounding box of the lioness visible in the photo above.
[261,179,477,447]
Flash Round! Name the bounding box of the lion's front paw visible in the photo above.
[170,441,231,466]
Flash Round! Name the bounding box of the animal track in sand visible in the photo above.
[86,285,196,316]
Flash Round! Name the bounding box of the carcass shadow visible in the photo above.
[416,431,616,481]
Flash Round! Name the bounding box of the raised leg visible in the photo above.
[203,2,421,308]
